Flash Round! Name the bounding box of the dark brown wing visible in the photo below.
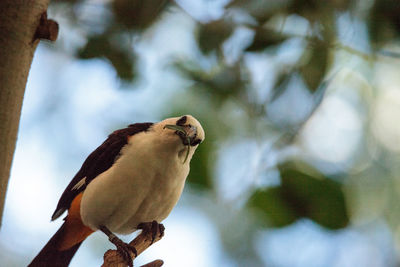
[51,122,153,221]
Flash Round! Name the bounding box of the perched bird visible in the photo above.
[29,115,205,267]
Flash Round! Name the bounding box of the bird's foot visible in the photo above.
[100,225,137,267]
[137,220,165,244]
[109,234,137,267]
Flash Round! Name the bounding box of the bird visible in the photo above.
[29,115,205,267]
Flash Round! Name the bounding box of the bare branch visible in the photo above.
[102,227,164,267]
[140,260,164,267]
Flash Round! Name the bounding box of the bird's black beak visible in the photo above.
[164,124,200,164]
[163,124,199,146]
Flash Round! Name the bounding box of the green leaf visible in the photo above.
[175,62,246,101]
[279,162,349,229]
[246,27,287,52]
[207,64,244,96]
[227,0,286,24]
[248,161,349,229]
[299,40,329,92]
[248,187,298,227]
[78,35,109,59]
[112,0,169,30]
[186,140,213,190]
[197,20,234,54]
[288,0,319,18]
[78,35,135,81]
[106,49,135,81]
[368,0,400,44]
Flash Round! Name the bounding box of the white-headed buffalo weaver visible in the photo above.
[29,115,205,267]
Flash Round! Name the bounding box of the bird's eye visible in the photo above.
[176,116,187,126]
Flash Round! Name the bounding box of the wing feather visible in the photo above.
[51,122,153,221]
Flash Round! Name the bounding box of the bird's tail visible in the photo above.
[29,192,94,266]
[29,222,83,267]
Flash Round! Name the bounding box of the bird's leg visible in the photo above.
[99,225,137,267]
[137,220,165,244]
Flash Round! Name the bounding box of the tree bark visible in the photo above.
[0,0,51,227]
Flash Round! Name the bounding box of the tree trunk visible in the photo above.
[0,0,51,227]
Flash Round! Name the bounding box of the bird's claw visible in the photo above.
[109,234,137,267]
[137,220,165,244]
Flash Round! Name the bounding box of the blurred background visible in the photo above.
[1,0,400,266]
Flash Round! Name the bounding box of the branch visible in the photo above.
[34,11,59,42]
[139,260,164,267]
[102,228,164,267]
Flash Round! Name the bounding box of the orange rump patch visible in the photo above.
[58,192,94,251]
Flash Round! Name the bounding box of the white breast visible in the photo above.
[80,130,190,234]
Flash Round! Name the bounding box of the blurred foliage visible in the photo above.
[249,161,348,229]
[227,0,287,24]
[368,0,400,44]
[299,38,330,92]
[45,0,400,265]
[112,0,169,30]
[57,0,170,81]
[175,61,248,103]
[78,33,136,80]
[245,27,287,52]
[187,142,213,190]
[198,19,234,55]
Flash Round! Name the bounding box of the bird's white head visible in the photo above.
[152,115,205,163]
